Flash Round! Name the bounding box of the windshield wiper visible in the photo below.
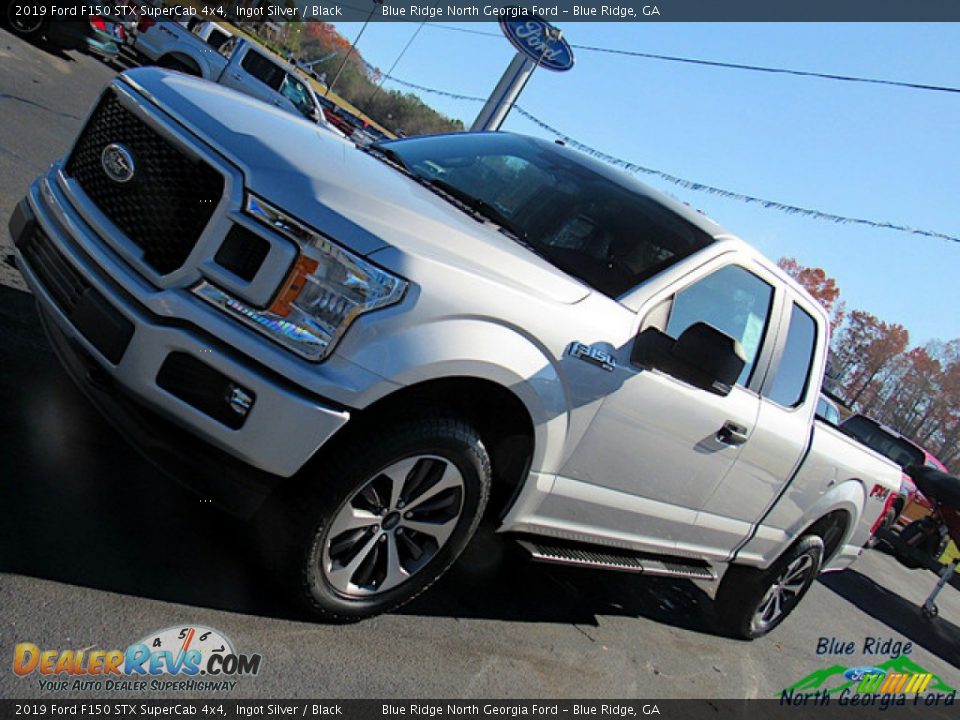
[364,143,411,172]
[424,178,527,241]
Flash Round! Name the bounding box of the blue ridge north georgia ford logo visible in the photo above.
[101,143,136,183]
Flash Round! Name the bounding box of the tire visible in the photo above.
[896,518,948,569]
[866,508,897,549]
[4,2,47,37]
[256,415,491,621]
[716,536,824,640]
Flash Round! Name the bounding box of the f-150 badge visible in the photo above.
[568,342,616,371]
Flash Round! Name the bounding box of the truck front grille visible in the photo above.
[65,91,224,274]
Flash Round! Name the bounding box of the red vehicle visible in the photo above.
[839,414,949,534]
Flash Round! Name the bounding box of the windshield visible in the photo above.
[840,416,924,469]
[377,133,713,298]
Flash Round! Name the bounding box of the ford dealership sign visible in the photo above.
[498,18,575,72]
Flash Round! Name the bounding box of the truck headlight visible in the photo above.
[193,195,407,361]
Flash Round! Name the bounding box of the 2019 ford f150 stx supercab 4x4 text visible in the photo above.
[10,68,900,638]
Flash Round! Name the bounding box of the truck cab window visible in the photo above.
[665,265,773,386]
[218,36,238,59]
[241,51,285,91]
[766,303,817,407]
[206,29,230,50]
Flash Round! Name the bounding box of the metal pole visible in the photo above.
[470,26,562,133]
[470,53,536,132]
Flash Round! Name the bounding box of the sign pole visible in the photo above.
[470,17,573,133]
[470,53,537,132]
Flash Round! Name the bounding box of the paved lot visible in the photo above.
[1,28,958,701]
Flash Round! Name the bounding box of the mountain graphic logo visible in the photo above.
[782,655,955,696]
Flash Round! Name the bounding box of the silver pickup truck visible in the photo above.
[10,68,900,638]
[134,21,342,135]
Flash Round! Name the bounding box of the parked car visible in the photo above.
[3,1,119,58]
[10,68,901,639]
[838,414,948,534]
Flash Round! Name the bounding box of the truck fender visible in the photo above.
[344,317,569,473]
[736,479,866,569]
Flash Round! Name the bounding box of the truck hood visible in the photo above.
[121,69,590,304]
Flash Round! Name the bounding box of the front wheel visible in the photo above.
[715,536,823,639]
[258,416,491,621]
[4,2,47,36]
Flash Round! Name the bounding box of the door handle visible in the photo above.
[230,72,243,80]
[717,421,750,446]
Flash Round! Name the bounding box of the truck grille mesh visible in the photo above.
[65,91,224,274]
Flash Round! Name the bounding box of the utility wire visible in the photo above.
[368,67,960,245]
[424,24,960,95]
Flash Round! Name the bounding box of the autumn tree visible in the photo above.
[777,257,845,330]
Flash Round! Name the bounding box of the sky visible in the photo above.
[328,21,959,347]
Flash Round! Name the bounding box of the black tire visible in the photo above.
[716,536,824,640]
[896,518,948,569]
[3,2,47,37]
[256,415,491,621]
[866,507,897,549]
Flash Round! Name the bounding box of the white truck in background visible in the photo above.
[133,21,345,136]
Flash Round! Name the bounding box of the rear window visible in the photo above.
[766,304,817,407]
[241,51,285,91]
[840,416,924,469]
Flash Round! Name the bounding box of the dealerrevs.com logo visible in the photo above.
[13,626,262,693]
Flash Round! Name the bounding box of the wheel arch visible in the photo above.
[157,52,203,76]
[311,376,539,522]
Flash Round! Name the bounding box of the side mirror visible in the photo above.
[632,322,746,396]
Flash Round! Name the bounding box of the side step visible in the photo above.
[515,537,717,581]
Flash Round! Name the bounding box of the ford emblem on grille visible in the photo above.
[101,143,135,184]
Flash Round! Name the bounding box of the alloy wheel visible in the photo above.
[322,455,465,597]
[750,554,815,633]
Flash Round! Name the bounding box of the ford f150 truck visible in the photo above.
[10,68,901,638]
[134,22,343,136]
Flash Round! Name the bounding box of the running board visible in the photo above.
[514,538,717,581]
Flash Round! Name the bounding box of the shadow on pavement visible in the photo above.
[1,30,76,62]
[819,567,960,669]
[0,284,719,636]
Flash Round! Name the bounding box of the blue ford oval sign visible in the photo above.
[499,17,575,72]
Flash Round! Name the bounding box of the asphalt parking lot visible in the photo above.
[1,28,958,701]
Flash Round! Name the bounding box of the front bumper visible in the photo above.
[10,178,351,486]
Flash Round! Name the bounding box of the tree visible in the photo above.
[831,310,909,405]
[777,257,841,316]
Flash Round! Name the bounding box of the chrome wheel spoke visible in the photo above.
[379,535,411,592]
[326,533,380,593]
[404,463,462,512]
[380,457,420,510]
[328,506,379,540]
[768,591,783,622]
[402,517,457,547]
